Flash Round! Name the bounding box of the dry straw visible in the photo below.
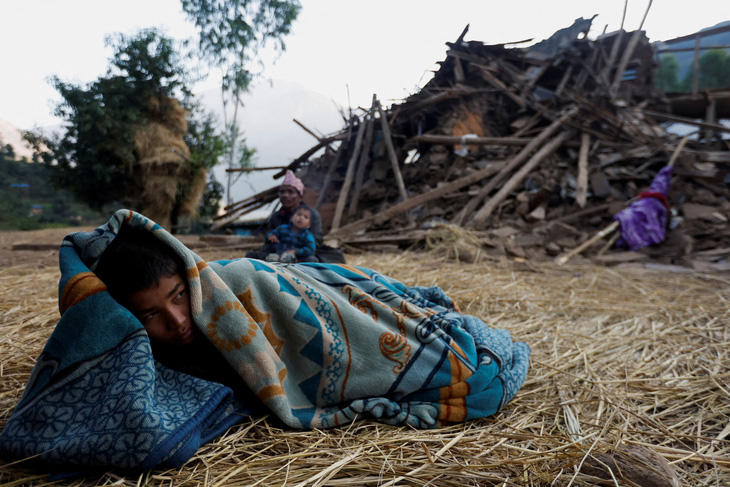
[131,96,199,229]
[1,245,729,486]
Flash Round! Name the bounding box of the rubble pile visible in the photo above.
[218,18,730,270]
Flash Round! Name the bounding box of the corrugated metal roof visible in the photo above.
[663,119,730,139]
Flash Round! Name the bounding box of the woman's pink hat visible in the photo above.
[282,170,305,195]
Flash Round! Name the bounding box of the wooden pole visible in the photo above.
[470,131,570,229]
[349,97,377,217]
[554,221,620,265]
[225,166,289,173]
[408,134,531,146]
[376,100,409,202]
[692,35,701,94]
[600,0,627,85]
[668,136,689,167]
[453,107,578,225]
[610,0,653,96]
[327,159,509,238]
[315,128,353,210]
[328,108,577,238]
[293,118,323,141]
[330,113,368,231]
[642,110,730,136]
[576,132,590,208]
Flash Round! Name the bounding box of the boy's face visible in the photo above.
[127,273,194,347]
[291,208,311,230]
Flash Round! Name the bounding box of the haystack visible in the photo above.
[132,96,202,229]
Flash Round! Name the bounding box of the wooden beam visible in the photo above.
[328,108,577,238]
[408,135,531,146]
[555,220,621,265]
[349,99,377,217]
[271,133,346,179]
[376,100,409,202]
[475,64,527,109]
[314,146,346,210]
[330,112,368,231]
[453,107,579,225]
[221,186,278,214]
[576,132,590,208]
[225,166,289,173]
[470,131,570,229]
[293,118,323,141]
[660,23,730,45]
[658,44,730,54]
[327,160,508,238]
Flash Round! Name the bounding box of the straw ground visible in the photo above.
[1,232,729,486]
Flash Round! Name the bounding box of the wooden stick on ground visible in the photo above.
[554,220,620,265]
[667,135,689,167]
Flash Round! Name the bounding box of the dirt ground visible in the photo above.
[0,227,98,269]
[0,227,228,269]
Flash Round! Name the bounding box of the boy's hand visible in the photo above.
[268,235,280,243]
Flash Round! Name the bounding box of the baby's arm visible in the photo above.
[267,226,282,243]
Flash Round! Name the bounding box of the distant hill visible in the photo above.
[0,118,36,160]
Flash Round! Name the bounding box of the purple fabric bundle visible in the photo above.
[612,166,673,251]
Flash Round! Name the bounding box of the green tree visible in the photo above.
[697,49,730,90]
[199,176,225,219]
[0,156,99,229]
[655,53,682,92]
[180,0,301,205]
[184,105,245,218]
[43,29,195,212]
[2,144,16,160]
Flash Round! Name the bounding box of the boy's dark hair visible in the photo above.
[293,204,311,217]
[95,226,185,305]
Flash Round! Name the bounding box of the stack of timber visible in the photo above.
[216,17,730,271]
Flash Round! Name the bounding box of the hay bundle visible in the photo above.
[1,247,729,485]
[176,167,208,219]
[135,96,189,166]
[424,222,490,263]
[131,96,200,229]
[133,163,188,229]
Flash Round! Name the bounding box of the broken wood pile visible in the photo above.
[217,18,730,270]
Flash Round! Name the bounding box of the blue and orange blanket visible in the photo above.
[0,210,530,470]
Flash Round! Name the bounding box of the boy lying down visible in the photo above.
[0,209,530,471]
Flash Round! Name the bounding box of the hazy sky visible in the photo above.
[2,0,728,130]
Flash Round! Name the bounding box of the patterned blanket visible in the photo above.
[0,210,530,471]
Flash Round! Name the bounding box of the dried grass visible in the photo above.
[131,95,195,228]
[1,248,729,486]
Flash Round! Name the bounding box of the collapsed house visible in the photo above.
[215,18,730,271]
